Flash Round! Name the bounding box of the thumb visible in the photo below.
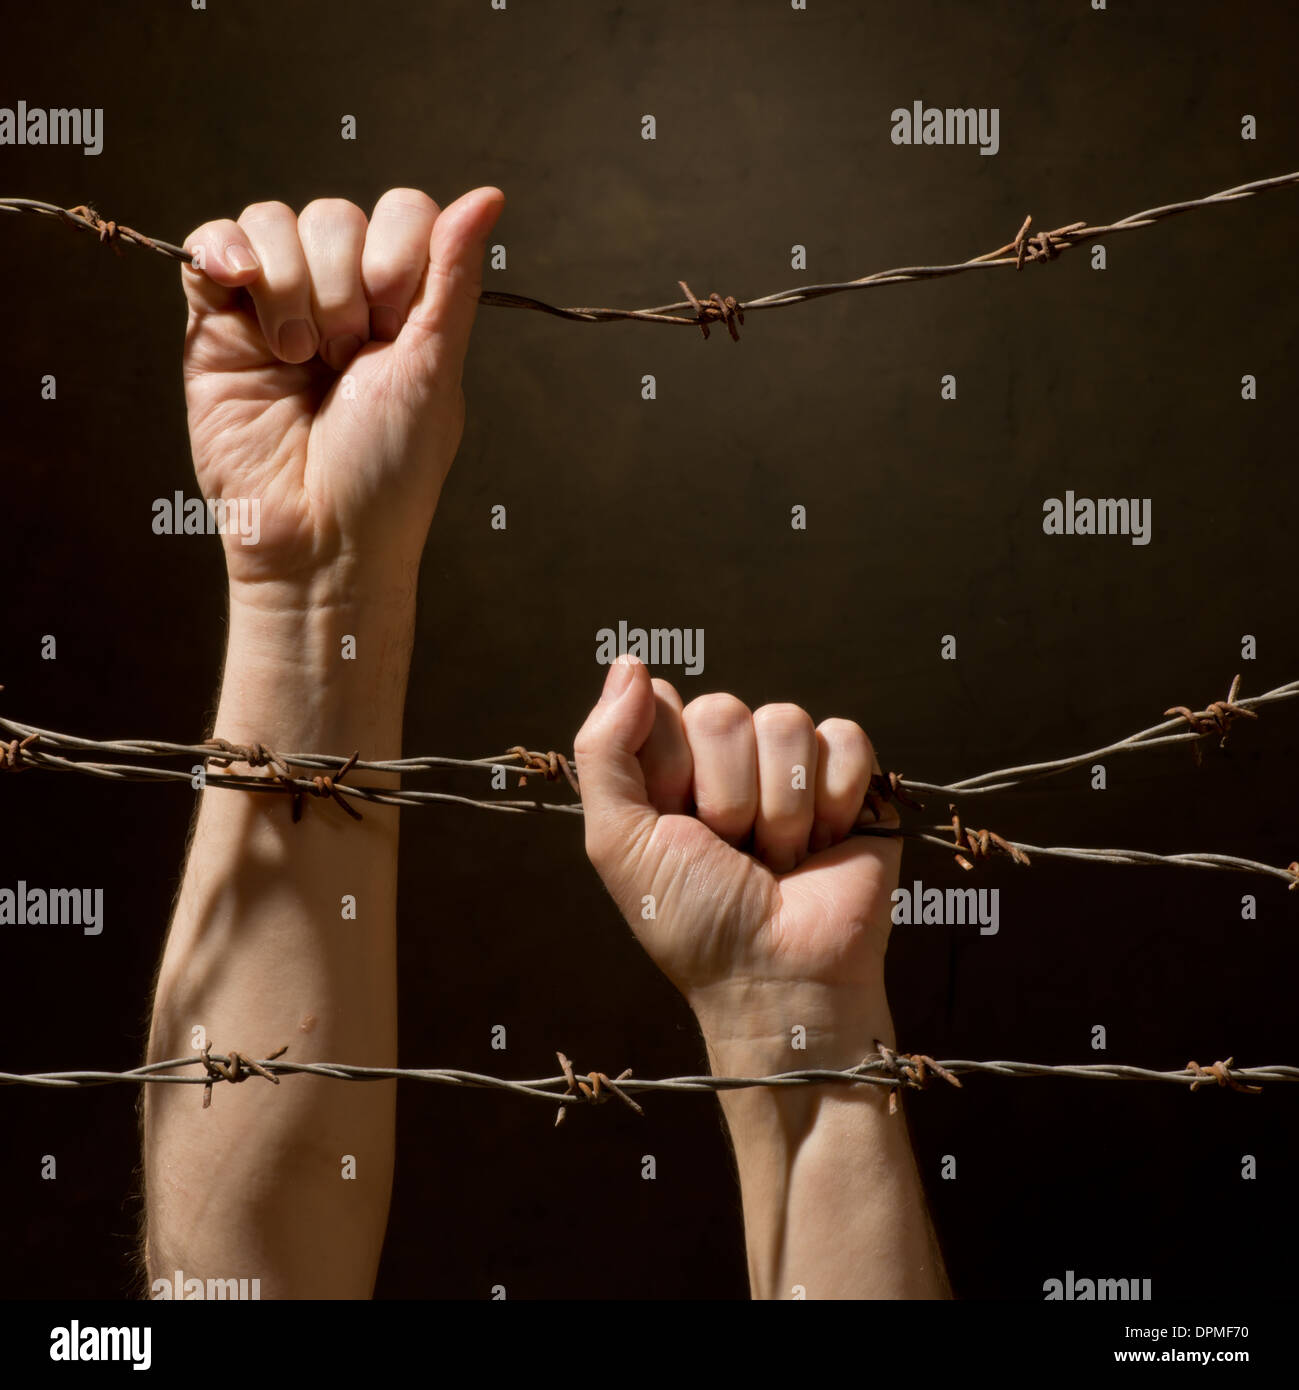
[573,656,660,884]
[401,184,505,382]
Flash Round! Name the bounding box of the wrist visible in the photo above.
[695,986,895,1148]
[227,551,420,633]
[219,577,416,762]
[691,979,893,1078]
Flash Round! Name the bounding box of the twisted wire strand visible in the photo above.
[2,675,1292,801]
[5,179,1296,1110]
[911,679,1299,796]
[870,830,1299,890]
[2,1054,1295,1103]
[2,170,1295,335]
[2,677,1295,884]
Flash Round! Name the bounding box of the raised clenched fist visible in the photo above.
[180,186,504,595]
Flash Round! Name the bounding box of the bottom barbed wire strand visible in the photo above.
[3,1053,1297,1108]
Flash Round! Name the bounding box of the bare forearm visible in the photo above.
[144,577,413,1297]
[707,1018,950,1301]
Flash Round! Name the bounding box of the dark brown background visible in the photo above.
[1,0,1296,1300]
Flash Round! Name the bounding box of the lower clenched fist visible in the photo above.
[574,655,902,1059]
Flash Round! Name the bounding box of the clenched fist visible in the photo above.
[575,655,902,1071]
[181,186,504,597]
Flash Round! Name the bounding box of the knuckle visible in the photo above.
[298,197,365,233]
[753,702,814,739]
[362,246,425,296]
[239,199,293,227]
[315,292,360,320]
[683,692,750,739]
[818,717,870,753]
[360,255,410,299]
[375,187,438,221]
[758,810,804,839]
[696,794,753,828]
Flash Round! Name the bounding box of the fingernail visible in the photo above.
[599,654,640,704]
[278,318,316,361]
[324,334,362,370]
[225,244,259,274]
[370,305,401,340]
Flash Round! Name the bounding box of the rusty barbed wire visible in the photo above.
[902,675,1299,797]
[198,1042,288,1109]
[2,170,1295,338]
[1,673,1290,804]
[2,675,1295,886]
[2,1048,1295,1111]
[868,829,1299,891]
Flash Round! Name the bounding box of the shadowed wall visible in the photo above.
[1,0,1296,1299]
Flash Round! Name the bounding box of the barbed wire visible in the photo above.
[5,178,1297,1119]
[905,676,1299,796]
[3,675,1296,887]
[1,1047,1291,1120]
[2,169,1295,339]
[850,814,1299,889]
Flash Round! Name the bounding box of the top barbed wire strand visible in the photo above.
[1,170,1296,336]
[2,1052,1293,1108]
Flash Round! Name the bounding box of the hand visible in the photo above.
[180,186,505,598]
[574,656,902,1069]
